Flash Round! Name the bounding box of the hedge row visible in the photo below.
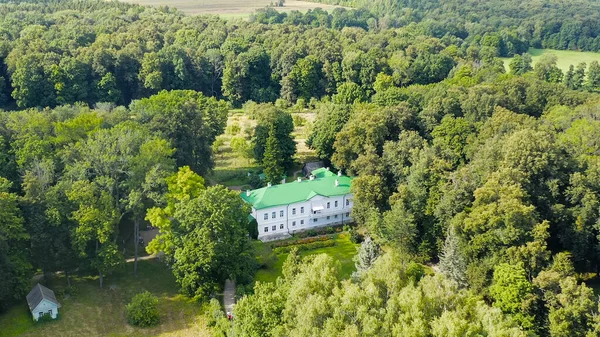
[295,226,344,238]
[272,235,333,248]
[273,240,336,254]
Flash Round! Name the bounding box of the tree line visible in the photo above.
[307,0,600,53]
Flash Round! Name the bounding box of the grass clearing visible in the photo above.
[207,109,317,187]
[254,233,359,283]
[0,260,211,337]
[501,48,600,72]
[118,0,345,19]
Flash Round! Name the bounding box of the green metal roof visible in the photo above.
[258,173,287,181]
[311,167,336,178]
[241,169,353,210]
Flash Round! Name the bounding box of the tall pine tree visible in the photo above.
[439,225,468,288]
[573,62,586,89]
[564,65,575,89]
[262,127,284,185]
[353,236,380,279]
[586,61,600,90]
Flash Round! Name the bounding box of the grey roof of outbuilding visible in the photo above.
[26,283,60,311]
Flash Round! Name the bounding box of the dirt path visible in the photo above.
[125,254,160,263]
[224,279,236,316]
[125,229,161,263]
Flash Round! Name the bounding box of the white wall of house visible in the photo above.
[255,194,354,241]
[31,299,59,321]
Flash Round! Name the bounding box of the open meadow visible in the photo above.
[118,0,344,18]
[502,48,600,72]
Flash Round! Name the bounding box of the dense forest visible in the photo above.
[1,0,600,336]
[308,0,600,52]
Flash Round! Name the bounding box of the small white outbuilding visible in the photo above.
[26,283,61,321]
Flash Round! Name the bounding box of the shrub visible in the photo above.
[36,312,57,323]
[214,315,232,337]
[406,262,425,284]
[236,284,253,300]
[54,285,79,299]
[257,249,278,269]
[226,123,241,135]
[296,98,307,109]
[272,235,333,248]
[206,298,224,327]
[126,291,159,327]
[345,225,362,243]
[292,114,306,127]
[212,136,225,154]
[275,98,290,109]
[273,240,335,254]
[248,174,263,189]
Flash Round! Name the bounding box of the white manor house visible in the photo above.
[241,168,354,241]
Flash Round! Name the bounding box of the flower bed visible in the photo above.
[273,240,336,254]
[272,235,333,248]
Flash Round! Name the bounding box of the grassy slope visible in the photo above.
[502,48,600,72]
[0,260,210,337]
[254,233,359,283]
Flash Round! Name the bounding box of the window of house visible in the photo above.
[39,312,43,318]
[280,210,284,217]
[300,220,304,225]
[335,215,338,219]
[272,212,276,219]
[346,212,350,217]
[327,202,330,209]
[335,201,338,207]
[264,227,268,232]
[346,199,350,206]
[327,216,330,220]
[292,208,296,215]
[301,207,304,214]
[313,218,317,223]
[272,225,276,231]
[280,224,284,229]
[264,213,268,220]
[48,310,52,315]
[292,221,296,226]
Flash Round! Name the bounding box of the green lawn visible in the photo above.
[501,48,600,72]
[254,233,359,283]
[0,260,211,337]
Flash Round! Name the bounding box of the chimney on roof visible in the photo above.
[309,175,315,180]
[246,190,250,196]
[335,179,339,187]
[338,170,342,177]
[297,177,302,182]
[267,182,272,187]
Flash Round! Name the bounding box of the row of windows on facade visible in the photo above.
[263,212,350,233]
[263,200,350,220]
